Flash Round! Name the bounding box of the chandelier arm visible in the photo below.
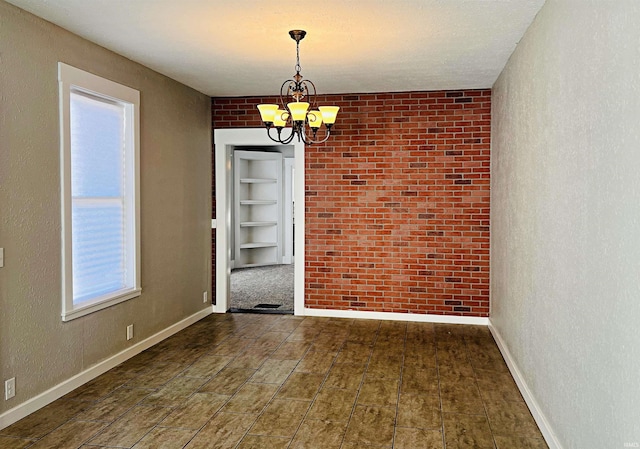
[301,79,317,107]
[301,125,332,145]
[280,79,296,106]
[265,127,284,144]
[279,126,297,145]
[266,126,296,145]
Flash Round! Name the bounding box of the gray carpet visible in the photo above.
[230,264,294,312]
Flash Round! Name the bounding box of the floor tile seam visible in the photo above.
[4,409,93,443]
[142,392,204,408]
[67,387,123,402]
[156,399,231,431]
[123,374,183,391]
[391,326,408,449]
[269,338,315,362]
[176,423,215,449]
[263,318,301,333]
[467,339,502,449]
[248,378,288,386]
[147,392,238,449]
[207,339,259,357]
[58,395,103,405]
[0,430,44,444]
[179,367,231,380]
[244,325,313,384]
[471,365,516,375]
[442,410,491,417]
[217,329,283,375]
[15,442,39,449]
[49,419,113,448]
[489,403,545,439]
[298,415,349,425]
[355,398,399,408]
[69,392,136,423]
[227,413,267,449]
[281,331,352,449]
[0,435,36,443]
[71,416,125,425]
[482,395,526,405]
[233,326,330,448]
[339,323,382,448]
[282,358,348,444]
[434,331,452,449]
[394,423,443,431]
[275,394,312,403]
[245,428,297,439]
[357,403,397,411]
[88,406,174,449]
[114,385,158,394]
[78,444,123,448]
[154,423,210,431]
[119,419,190,448]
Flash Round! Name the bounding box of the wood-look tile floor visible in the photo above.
[0,314,548,449]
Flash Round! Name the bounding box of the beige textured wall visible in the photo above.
[0,1,212,415]
[491,0,640,447]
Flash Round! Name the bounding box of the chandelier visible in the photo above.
[257,30,339,145]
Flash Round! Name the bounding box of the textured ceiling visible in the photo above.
[6,0,545,97]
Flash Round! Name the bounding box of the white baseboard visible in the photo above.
[0,307,213,431]
[488,321,562,449]
[302,307,489,325]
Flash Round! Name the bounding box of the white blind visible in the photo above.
[70,91,128,304]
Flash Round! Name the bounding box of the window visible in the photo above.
[59,63,140,321]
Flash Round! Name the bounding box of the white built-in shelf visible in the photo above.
[239,221,278,227]
[234,150,282,269]
[240,242,278,249]
[240,178,277,184]
[240,199,278,205]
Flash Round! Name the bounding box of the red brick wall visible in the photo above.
[212,89,490,316]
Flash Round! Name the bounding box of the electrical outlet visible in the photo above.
[126,324,134,341]
[5,377,15,400]
[203,291,208,303]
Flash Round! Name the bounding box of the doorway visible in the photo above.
[230,148,293,312]
[214,129,305,314]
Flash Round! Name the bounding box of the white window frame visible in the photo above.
[58,62,141,321]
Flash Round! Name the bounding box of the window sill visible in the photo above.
[62,288,142,322]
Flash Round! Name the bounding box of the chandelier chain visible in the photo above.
[295,40,302,73]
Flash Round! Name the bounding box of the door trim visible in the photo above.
[283,157,294,265]
[213,128,305,314]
